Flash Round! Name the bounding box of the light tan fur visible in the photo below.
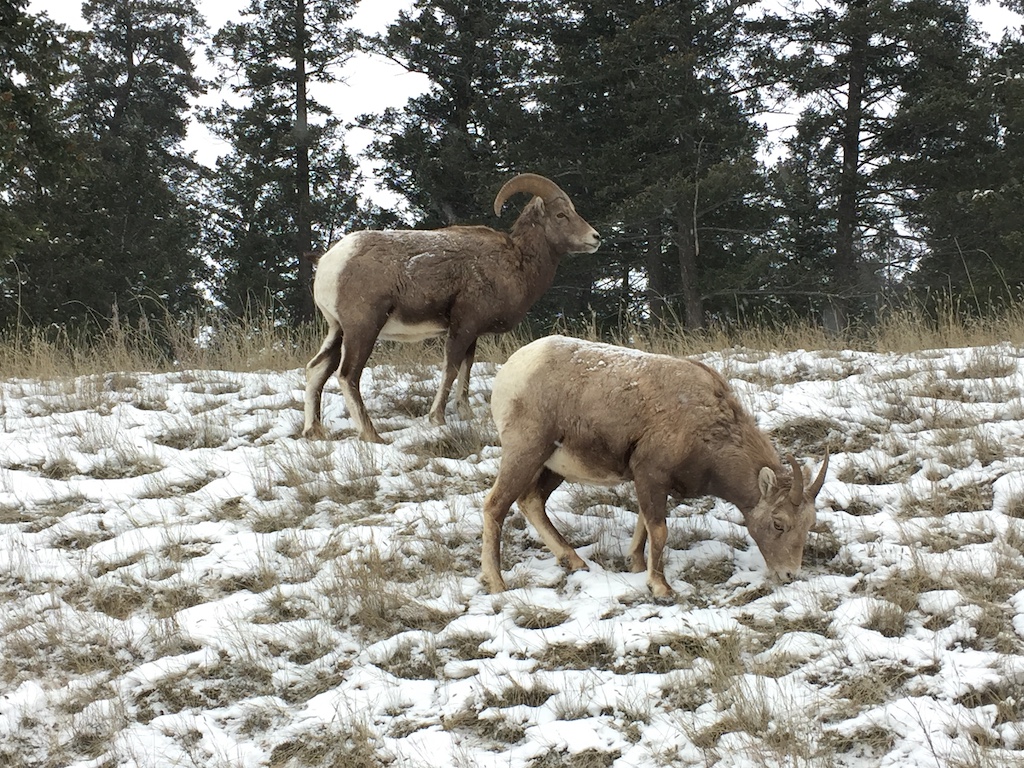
[481,335,829,597]
[303,175,600,443]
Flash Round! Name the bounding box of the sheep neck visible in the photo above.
[703,439,784,518]
[508,222,564,296]
[707,466,764,517]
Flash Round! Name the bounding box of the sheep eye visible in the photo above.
[556,212,568,219]
[772,521,785,533]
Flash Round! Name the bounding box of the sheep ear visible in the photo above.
[758,467,778,498]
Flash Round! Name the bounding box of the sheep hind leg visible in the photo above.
[302,323,343,438]
[517,468,588,574]
[338,332,384,443]
[626,516,648,574]
[480,443,553,593]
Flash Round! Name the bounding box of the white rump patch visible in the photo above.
[379,317,447,342]
[491,339,553,430]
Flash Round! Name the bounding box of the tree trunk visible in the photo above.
[295,0,314,323]
[677,211,703,330]
[645,221,669,324]
[833,7,869,329]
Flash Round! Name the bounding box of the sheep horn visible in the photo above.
[808,449,829,498]
[493,173,568,216]
[787,454,804,505]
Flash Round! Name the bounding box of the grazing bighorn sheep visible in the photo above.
[480,335,829,598]
[303,173,601,443]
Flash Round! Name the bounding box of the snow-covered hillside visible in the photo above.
[2,344,1023,767]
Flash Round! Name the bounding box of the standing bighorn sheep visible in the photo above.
[480,335,829,597]
[303,173,601,443]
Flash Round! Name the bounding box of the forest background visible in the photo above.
[5,0,1024,343]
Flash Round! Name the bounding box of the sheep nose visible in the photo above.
[771,566,799,582]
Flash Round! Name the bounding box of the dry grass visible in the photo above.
[4,298,1024,379]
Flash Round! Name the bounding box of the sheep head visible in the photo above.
[748,451,829,580]
[493,173,601,254]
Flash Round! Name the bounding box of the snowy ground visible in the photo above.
[2,342,1024,767]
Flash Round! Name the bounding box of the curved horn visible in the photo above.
[787,454,804,506]
[493,173,568,216]
[809,449,829,498]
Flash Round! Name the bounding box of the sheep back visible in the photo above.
[313,226,544,333]
[491,335,778,488]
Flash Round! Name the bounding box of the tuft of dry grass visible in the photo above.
[268,718,387,768]
[536,639,616,671]
[508,600,572,630]
[484,679,557,709]
[528,748,620,768]
[900,481,995,519]
[771,416,844,455]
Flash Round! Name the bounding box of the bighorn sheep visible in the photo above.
[303,173,601,443]
[480,335,829,598]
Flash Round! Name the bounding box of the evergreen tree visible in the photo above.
[898,26,1024,305]
[0,1,73,325]
[4,0,209,330]
[361,0,531,228]
[753,0,987,324]
[520,0,768,329]
[205,0,362,323]
[761,113,840,319]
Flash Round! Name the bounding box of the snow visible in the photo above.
[1,344,1024,766]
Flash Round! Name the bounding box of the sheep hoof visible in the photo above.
[359,431,386,444]
[561,554,589,573]
[428,411,447,427]
[628,557,647,574]
[480,572,507,594]
[649,581,675,601]
[302,424,326,440]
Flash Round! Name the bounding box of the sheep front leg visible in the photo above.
[634,478,673,599]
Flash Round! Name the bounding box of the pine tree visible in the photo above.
[520,0,767,329]
[360,0,530,228]
[0,1,74,325]
[896,24,1023,305]
[753,0,988,323]
[76,0,208,323]
[205,0,361,323]
[761,113,840,319]
[4,0,209,330]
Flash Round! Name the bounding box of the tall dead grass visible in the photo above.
[2,297,1023,378]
